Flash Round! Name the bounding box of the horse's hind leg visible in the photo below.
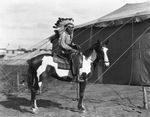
[30,73,46,112]
[38,71,48,93]
[31,88,38,112]
[30,76,39,112]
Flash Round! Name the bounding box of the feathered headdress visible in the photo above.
[50,18,74,42]
[53,17,74,28]
[53,17,74,33]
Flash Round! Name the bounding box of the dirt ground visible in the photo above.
[0,82,150,117]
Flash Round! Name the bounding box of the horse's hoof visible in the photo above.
[80,109,86,113]
[78,106,86,113]
[30,107,38,113]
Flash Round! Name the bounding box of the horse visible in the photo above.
[26,40,109,113]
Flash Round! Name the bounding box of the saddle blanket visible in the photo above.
[53,54,82,70]
[57,63,70,70]
[53,55,70,70]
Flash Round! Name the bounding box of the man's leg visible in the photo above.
[71,53,84,82]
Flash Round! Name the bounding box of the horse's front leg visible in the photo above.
[31,88,38,112]
[77,75,87,112]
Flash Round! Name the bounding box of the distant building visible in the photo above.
[0,46,25,60]
[5,49,18,59]
[0,48,6,59]
[4,49,25,59]
[0,43,53,61]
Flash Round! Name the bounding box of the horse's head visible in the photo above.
[92,40,110,67]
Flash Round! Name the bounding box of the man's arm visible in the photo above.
[59,32,74,51]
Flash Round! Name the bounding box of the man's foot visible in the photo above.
[73,75,84,82]
[77,77,84,82]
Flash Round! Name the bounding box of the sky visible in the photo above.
[0,0,149,49]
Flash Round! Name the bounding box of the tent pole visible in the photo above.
[142,86,148,109]
[17,72,19,91]
[89,26,93,47]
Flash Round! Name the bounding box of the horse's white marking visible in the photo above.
[102,47,110,66]
[34,100,38,109]
[90,50,97,62]
[80,56,92,75]
[36,55,93,82]
[38,82,42,88]
[36,56,72,81]
[32,108,37,113]
[36,47,109,82]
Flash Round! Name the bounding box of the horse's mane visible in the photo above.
[82,46,94,58]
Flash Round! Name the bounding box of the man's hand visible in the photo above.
[72,49,78,54]
[75,44,81,50]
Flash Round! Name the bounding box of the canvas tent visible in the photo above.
[72,1,150,86]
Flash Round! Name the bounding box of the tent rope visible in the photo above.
[73,17,133,47]
[0,38,50,79]
[80,16,133,84]
[0,16,136,66]
[86,23,150,91]
[0,22,91,80]
[27,37,50,50]
[1,17,135,85]
[0,38,50,66]
[52,21,114,52]
[12,39,50,65]
[83,23,150,102]
[80,21,114,46]
[101,17,133,44]
[1,39,50,66]
[0,67,11,83]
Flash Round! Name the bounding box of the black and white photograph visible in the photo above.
[0,0,150,116]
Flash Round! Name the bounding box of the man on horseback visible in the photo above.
[53,18,84,82]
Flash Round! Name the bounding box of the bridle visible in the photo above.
[93,44,109,66]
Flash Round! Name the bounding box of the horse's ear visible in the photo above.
[97,40,100,44]
[102,39,109,46]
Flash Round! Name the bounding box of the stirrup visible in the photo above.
[74,75,84,82]
[77,77,84,82]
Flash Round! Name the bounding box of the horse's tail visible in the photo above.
[27,59,35,90]
[27,59,31,65]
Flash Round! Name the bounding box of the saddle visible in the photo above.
[53,53,70,69]
[53,53,82,70]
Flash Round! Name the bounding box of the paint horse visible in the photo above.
[27,40,109,113]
